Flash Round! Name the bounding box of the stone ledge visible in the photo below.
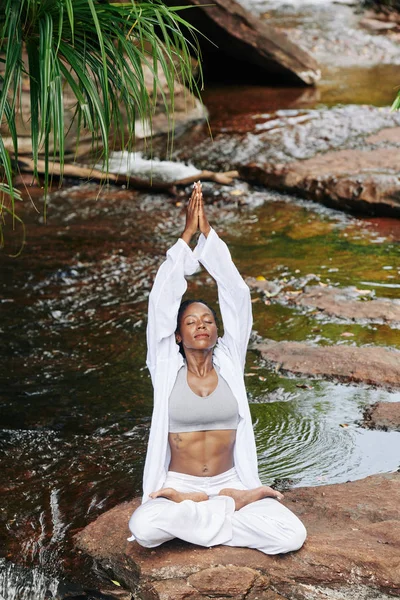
[252,339,400,389]
[75,473,400,599]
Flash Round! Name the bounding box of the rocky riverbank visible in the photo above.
[159,105,400,217]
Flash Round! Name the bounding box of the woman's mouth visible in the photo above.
[195,333,209,339]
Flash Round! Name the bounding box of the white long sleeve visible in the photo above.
[193,228,253,372]
[146,237,199,386]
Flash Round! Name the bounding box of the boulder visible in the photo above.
[252,339,400,389]
[363,402,400,431]
[240,146,400,217]
[74,473,400,599]
[163,0,320,85]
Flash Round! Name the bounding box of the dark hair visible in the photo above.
[176,299,219,357]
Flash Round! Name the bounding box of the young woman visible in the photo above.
[128,182,306,554]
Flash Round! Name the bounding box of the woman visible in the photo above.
[128,182,306,554]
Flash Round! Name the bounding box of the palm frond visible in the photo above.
[0,0,203,249]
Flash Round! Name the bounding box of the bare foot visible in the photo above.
[218,486,284,510]
[149,487,208,503]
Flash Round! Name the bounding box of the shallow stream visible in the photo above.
[1,0,400,597]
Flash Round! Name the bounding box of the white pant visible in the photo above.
[129,468,307,555]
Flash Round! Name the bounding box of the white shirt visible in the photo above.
[142,227,262,504]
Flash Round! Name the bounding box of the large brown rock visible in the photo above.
[240,146,400,217]
[163,0,320,85]
[239,119,400,217]
[75,473,400,599]
[253,339,400,389]
[363,402,400,431]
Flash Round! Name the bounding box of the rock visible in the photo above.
[252,339,400,389]
[287,286,400,323]
[240,147,400,217]
[74,474,400,599]
[167,105,400,217]
[188,565,257,597]
[363,402,400,431]
[163,0,320,85]
[247,282,400,324]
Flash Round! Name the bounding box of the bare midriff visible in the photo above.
[168,430,236,477]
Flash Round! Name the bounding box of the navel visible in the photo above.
[202,464,209,474]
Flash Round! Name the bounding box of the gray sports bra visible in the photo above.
[169,364,239,433]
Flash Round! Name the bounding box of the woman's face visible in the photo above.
[176,302,218,352]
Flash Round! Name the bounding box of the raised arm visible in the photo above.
[193,184,252,370]
[146,187,201,382]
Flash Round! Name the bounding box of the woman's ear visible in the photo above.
[176,334,182,344]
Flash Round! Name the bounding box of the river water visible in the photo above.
[1,1,400,598]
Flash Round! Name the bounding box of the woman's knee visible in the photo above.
[282,519,307,553]
[129,504,162,548]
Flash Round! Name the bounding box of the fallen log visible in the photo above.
[16,157,239,192]
[163,0,320,85]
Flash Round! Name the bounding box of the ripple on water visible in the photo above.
[252,381,400,487]
[0,426,147,569]
[0,559,58,600]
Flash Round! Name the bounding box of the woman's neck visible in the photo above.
[185,349,214,377]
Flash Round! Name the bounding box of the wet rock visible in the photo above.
[74,473,400,599]
[363,402,400,431]
[247,281,400,324]
[163,0,320,85]
[288,286,400,323]
[240,147,400,217]
[252,339,400,389]
[247,278,283,298]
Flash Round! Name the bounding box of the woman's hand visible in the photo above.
[181,181,211,244]
[197,182,211,238]
[181,184,199,245]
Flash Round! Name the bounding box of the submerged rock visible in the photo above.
[74,473,400,599]
[252,339,400,389]
[363,402,400,431]
[247,281,400,325]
